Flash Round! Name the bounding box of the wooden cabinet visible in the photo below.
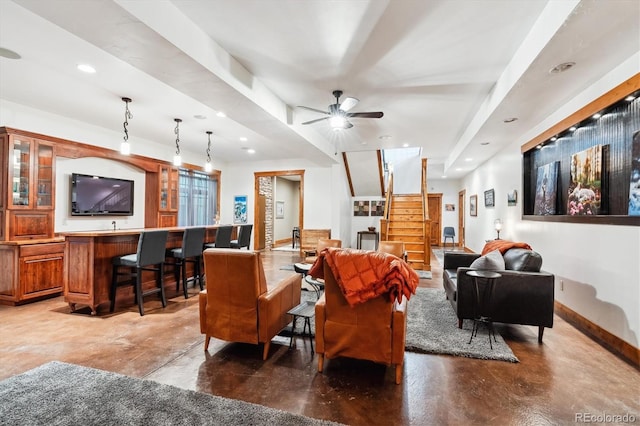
[145,165,179,227]
[1,130,55,241]
[0,240,65,305]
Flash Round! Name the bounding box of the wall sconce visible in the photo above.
[120,97,132,155]
[204,131,213,173]
[173,118,182,166]
[494,219,503,240]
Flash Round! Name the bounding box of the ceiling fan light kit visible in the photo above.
[299,89,383,130]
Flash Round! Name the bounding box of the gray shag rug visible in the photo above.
[405,288,519,362]
[0,361,342,426]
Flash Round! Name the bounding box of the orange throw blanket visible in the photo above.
[308,247,419,306]
[481,240,532,256]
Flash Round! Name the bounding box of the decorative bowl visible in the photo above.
[368,226,376,232]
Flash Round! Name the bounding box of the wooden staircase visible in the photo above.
[382,194,431,270]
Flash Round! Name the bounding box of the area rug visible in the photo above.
[0,361,342,426]
[405,288,519,362]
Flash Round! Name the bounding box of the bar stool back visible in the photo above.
[231,224,253,249]
[205,225,233,249]
[110,229,169,316]
[169,227,206,298]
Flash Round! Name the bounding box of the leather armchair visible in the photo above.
[378,240,407,261]
[199,249,301,359]
[315,261,407,384]
[303,238,342,264]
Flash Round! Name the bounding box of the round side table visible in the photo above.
[466,270,502,349]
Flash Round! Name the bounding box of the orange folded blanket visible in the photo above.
[481,240,532,256]
[308,247,419,306]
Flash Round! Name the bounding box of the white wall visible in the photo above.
[458,55,640,348]
[55,157,146,232]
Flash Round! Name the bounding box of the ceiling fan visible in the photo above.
[298,90,383,129]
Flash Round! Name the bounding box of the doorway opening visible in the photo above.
[253,170,304,250]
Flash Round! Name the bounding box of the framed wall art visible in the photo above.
[353,200,370,216]
[507,190,518,206]
[470,195,477,216]
[484,189,495,207]
[233,195,248,224]
[276,201,284,219]
[370,200,385,216]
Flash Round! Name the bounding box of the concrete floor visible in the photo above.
[0,248,638,425]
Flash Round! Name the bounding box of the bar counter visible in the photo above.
[60,225,229,315]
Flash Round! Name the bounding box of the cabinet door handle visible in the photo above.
[25,256,63,264]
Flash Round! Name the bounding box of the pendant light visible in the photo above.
[204,131,213,173]
[120,97,132,155]
[173,118,182,166]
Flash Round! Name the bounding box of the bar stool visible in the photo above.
[230,224,253,249]
[168,227,206,299]
[204,225,233,249]
[110,230,169,316]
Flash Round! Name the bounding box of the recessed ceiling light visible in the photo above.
[0,47,21,60]
[455,168,462,171]
[247,149,255,154]
[536,145,543,150]
[379,135,392,140]
[441,175,447,179]
[549,62,576,74]
[503,117,518,123]
[216,111,226,118]
[480,142,490,146]
[592,113,602,119]
[625,95,636,102]
[569,126,577,132]
[402,143,409,147]
[464,158,472,162]
[194,114,207,120]
[77,63,96,73]
[551,136,558,141]
[239,137,248,142]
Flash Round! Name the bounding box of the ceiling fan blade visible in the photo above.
[346,111,384,119]
[301,117,330,125]
[339,97,359,112]
[297,106,330,115]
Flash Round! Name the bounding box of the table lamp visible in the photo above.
[494,219,503,240]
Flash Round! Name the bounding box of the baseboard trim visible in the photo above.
[554,301,639,369]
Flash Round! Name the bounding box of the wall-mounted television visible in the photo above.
[70,173,134,216]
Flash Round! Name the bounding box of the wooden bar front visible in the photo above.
[62,225,229,315]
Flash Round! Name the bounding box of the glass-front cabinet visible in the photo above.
[8,136,55,209]
[159,165,179,211]
[2,131,55,241]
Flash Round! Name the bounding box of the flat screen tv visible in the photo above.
[70,173,134,216]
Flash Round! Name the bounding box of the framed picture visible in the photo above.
[353,200,370,216]
[534,162,559,215]
[567,145,603,215]
[484,189,495,207]
[370,200,385,216]
[629,131,640,215]
[275,201,284,219]
[470,195,477,216]
[233,195,248,224]
[507,190,518,206]
[445,203,455,211]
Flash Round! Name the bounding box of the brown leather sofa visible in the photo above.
[199,249,301,359]
[442,248,554,342]
[315,260,407,384]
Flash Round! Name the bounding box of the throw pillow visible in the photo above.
[469,249,505,271]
